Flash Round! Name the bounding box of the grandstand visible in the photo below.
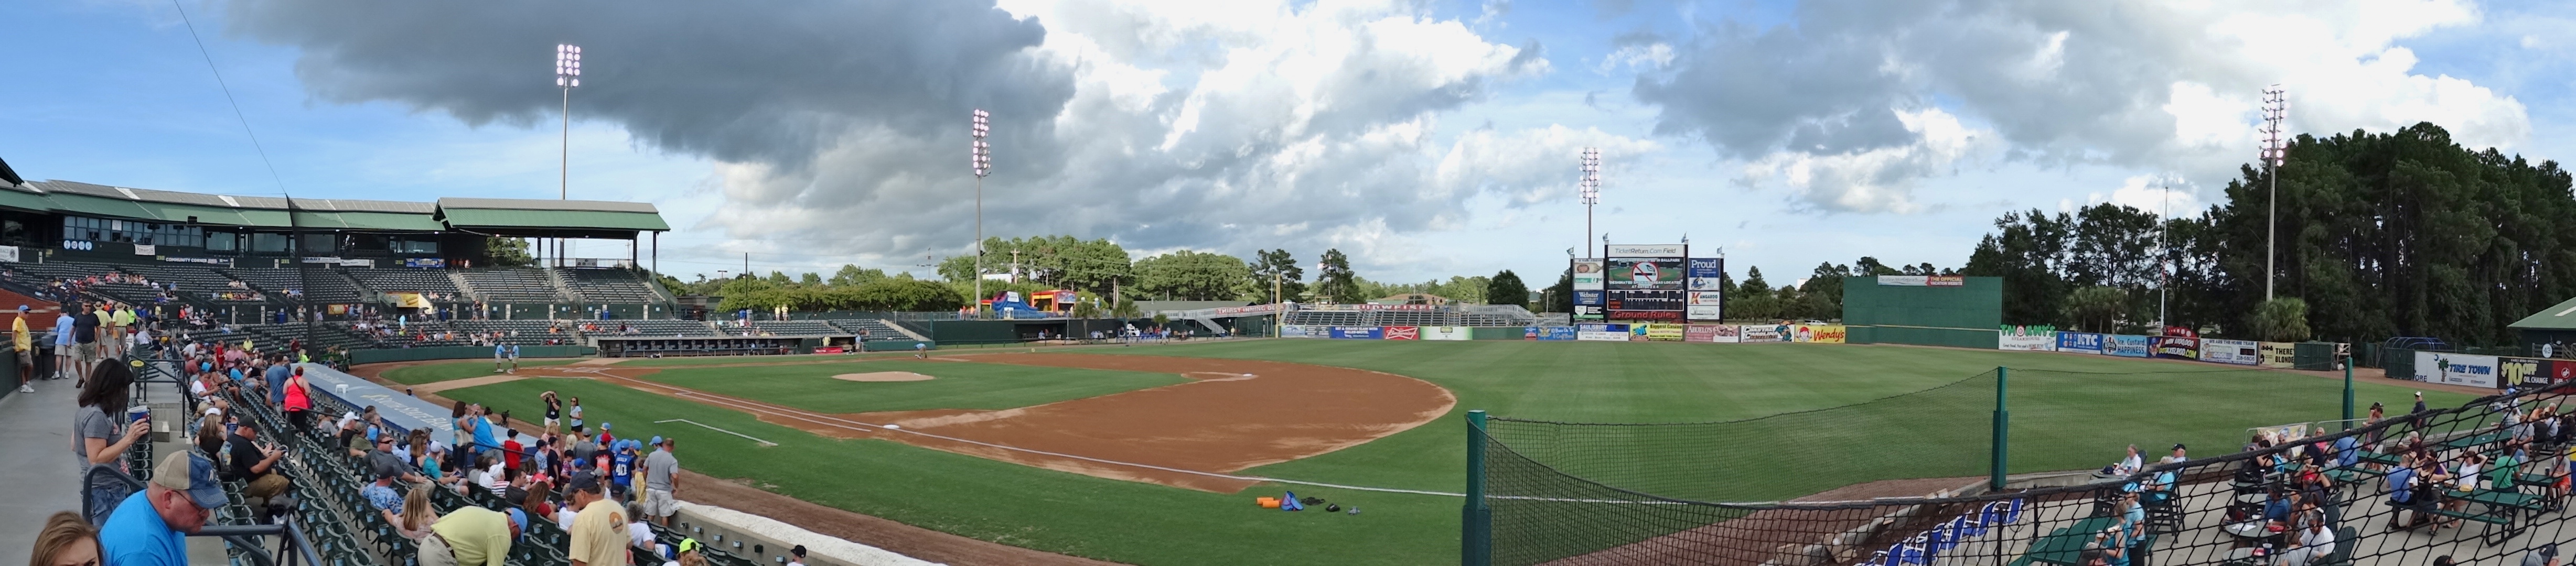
[1279,303,1541,327]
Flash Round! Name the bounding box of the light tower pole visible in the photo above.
[972,109,992,318]
[2259,84,2288,300]
[554,43,582,268]
[1580,148,1601,258]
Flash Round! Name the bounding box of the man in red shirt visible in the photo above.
[501,428,524,473]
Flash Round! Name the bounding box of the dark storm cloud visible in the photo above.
[223,0,1072,169]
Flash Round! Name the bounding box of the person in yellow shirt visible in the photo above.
[111,305,136,356]
[13,305,31,394]
[420,506,522,566]
[94,303,117,360]
[565,473,629,566]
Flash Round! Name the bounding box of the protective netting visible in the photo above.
[1480,375,2576,566]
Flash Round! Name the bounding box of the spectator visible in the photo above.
[70,300,100,383]
[73,363,148,475]
[542,391,564,435]
[503,428,525,473]
[263,355,291,408]
[611,440,638,501]
[100,453,226,566]
[282,366,315,432]
[225,421,292,514]
[471,407,501,464]
[2413,391,2428,415]
[450,401,476,473]
[786,545,807,566]
[361,453,408,520]
[14,305,33,394]
[566,472,631,566]
[396,483,438,541]
[2283,521,2336,566]
[52,303,77,382]
[644,437,681,527]
[523,481,557,519]
[421,506,524,566]
[568,397,585,431]
[599,422,615,448]
[2528,545,2562,566]
[28,511,102,566]
[625,502,655,550]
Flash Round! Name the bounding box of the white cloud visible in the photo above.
[1737,107,1990,213]
[2085,175,2202,217]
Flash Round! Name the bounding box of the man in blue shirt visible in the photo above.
[2387,453,2422,530]
[102,452,226,566]
[265,355,292,407]
[50,306,76,380]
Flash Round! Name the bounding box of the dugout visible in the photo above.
[597,336,800,357]
[1841,275,2002,349]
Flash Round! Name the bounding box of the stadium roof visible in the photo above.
[2509,297,2576,331]
[0,180,664,236]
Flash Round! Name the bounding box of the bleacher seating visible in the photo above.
[823,318,914,341]
[459,268,568,303]
[448,319,578,346]
[622,319,718,337]
[562,268,661,303]
[117,262,270,304]
[230,267,366,303]
[346,268,465,297]
[748,320,841,335]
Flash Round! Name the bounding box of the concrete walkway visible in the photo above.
[0,375,86,551]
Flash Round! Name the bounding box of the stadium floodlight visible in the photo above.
[1580,147,1601,257]
[2259,84,2287,300]
[972,109,992,317]
[553,43,583,267]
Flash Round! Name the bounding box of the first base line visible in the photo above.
[653,418,779,447]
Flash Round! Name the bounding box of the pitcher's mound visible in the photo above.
[833,372,935,382]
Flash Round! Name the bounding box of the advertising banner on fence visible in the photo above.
[1998,325,2056,351]
[1572,259,1605,289]
[1686,258,1725,322]
[1686,324,1740,343]
[2415,351,2501,388]
[2153,336,2199,360]
[1382,326,1419,340]
[1686,305,1724,321]
[1791,324,1848,343]
[1525,326,1577,341]
[2259,342,2298,368]
[1639,324,1685,341]
[1422,326,1473,341]
[1281,325,1318,338]
[1741,324,1788,342]
[2554,360,2576,383]
[1328,326,1382,340]
[1876,275,1966,287]
[2056,332,2106,354]
[2107,335,2152,357]
[1576,323,1629,342]
[2501,356,2547,385]
[2199,339,2260,365]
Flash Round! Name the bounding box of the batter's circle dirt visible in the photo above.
[831,371,936,382]
[553,352,1455,493]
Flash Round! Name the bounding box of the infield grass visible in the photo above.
[379,359,576,385]
[633,360,1190,413]
[439,340,2478,566]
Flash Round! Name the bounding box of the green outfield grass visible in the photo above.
[437,340,2478,566]
[632,360,1190,413]
[379,360,577,385]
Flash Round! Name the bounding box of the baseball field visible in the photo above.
[384,340,2472,566]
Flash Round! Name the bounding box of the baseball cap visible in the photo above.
[791,545,807,558]
[649,436,664,447]
[506,508,529,541]
[566,470,602,493]
[679,538,702,554]
[152,452,229,510]
[601,422,611,431]
[371,453,406,481]
[15,305,25,312]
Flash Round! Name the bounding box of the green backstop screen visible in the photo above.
[1840,276,2002,349]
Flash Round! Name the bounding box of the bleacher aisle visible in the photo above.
[0,377,84,552]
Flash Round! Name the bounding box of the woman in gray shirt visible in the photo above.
[73,363,148,474]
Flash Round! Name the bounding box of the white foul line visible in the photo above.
[653,418,779,447]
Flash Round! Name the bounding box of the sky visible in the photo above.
[5,0,2574,287]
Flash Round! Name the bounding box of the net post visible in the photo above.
[1990,367,2008,491]
[2341,357,2355,429]
[1464,409,1491,566]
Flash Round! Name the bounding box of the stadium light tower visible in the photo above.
[972,109,992,318]
[554,43,582,267]
[1580,148,1600,257]
[2259,84,2288,300]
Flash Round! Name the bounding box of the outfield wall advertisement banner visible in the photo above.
[2259,342,2298,368]
[2056,332,2106,354]
[1998,325,2056,351]
[1572,258,1605,321]
[1421,326,1473,341]
[1525,326,1577,341]
[1576,323,1630,342]
[1875,275,1966,287]
[2107,334,2152,357]
[2414,351,2500,388]
[1638,324,1685,341]
[2153,336,2199,360]
[1328,326,1382,340]
[1741,324,1788,342]
[2500,356,2547,385]
[2556,360,2576,382]
[1281,325,1318,338]
[1381,326,1420,340]
[1686,324,1740,343]
[1791,324,1847,343]
[1686,258,1725,322]
[2200,339,2260,365]
[1686,305,1724,320]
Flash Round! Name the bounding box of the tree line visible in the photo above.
[1961,123,2576,345]
[654,237,1538,313]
